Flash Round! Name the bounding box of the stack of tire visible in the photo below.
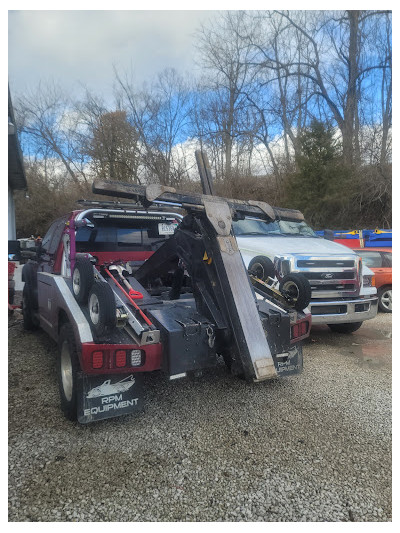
[248,256,311,312]
[72,258,117,337]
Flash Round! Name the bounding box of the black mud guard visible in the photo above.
[77,372,144,423]
[272,344,303,377]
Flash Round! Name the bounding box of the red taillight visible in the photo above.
[115,350,127,368]
[300,321,308,335]
[92,351,104,369]
[291,321,308,339]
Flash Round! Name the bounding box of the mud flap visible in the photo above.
[273,345,303,377]
[77,373,144,423]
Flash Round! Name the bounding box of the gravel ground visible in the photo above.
[8,299,392,522]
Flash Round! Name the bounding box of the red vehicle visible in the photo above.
[353,248,392,313]
[21,176,311,423]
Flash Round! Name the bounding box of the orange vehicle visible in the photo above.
[354,248,392,313]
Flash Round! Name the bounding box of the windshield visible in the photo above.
[232,218,317,237]
[357,250,392,268]
[75,216,179,252]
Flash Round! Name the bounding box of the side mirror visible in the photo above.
[323,229,334,241]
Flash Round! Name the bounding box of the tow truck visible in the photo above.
[21,152,311,423]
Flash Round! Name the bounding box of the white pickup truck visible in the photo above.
[234,210,378,333]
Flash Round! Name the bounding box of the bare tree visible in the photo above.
[238,12,313,156]
[195,11,258,181]
[115,68,193,186]
[261,10,391,166]
[16,81,88,186]
[377,12,392,167]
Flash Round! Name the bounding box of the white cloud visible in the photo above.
[8,10,217,100]
[171,134,292,180]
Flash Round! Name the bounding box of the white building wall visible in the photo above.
[8,185,16,240]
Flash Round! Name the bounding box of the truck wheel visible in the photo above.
[22,286,39,330]
[88,282,117,336]
[378,286,392,313]
[22,262,37,287]
[72,258,94,304]
[58,323,79,421]
[8,280,15,305]
[248,256,275,281]
[279,273,312,311]
[9,288,15,305]
[328,322,363,334]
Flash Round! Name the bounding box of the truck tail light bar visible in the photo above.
[81,343,162,374]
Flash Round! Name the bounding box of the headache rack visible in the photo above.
[76,198,186,214]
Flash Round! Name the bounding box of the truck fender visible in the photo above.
[37,272,93,347]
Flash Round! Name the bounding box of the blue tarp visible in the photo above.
[315,229,392,247]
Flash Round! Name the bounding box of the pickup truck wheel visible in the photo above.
[22,286,39,330]
[378,287,392,313]
[279,274,312,311]
[58,323,79,421]
[328,322,363,334]
[248,256,275,281]
[88,282,117,336]
[72,258,94,304]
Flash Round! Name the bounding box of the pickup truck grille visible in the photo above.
[293,257,359,296]
[301,272,355,280]
[297,259,355,268]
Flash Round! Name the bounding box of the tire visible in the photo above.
[378,286,392,313]
[8,281,15,305]
[328,322,363,334]
[57,323,79,421]
[9,288,15,305]
[88,281,117,336]
[279,273,312,311]
[72,258,95,304]
[248,256,275,281]
[22,262,37,286]
[22,285,39,330]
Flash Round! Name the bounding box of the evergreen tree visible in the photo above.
[285,121,354,229]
